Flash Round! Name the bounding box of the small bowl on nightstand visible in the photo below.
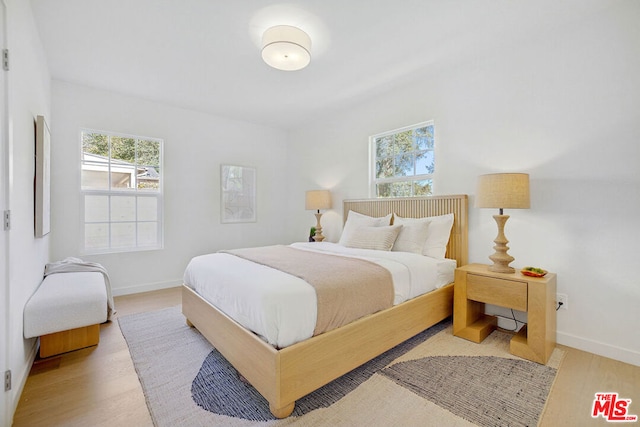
[521,267,547,278]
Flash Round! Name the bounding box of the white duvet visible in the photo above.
[183,242,456,348]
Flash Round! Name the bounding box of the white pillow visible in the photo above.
[339,211,392,246]
[392,220,431,254]
[393,213,454,259]
[342,225,403,251]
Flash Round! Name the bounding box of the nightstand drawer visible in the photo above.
[467,274,527,311]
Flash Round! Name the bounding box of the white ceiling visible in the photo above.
[29,0,609,130]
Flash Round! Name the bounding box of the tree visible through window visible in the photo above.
[81,130,163,253]
[371,121,435,197]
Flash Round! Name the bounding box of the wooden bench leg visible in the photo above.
[39,324,100,358]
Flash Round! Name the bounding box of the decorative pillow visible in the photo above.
[342,225,403,251]
[338,211,392,246]
[393,213,454,259]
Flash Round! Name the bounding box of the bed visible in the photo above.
[182,194,468,418]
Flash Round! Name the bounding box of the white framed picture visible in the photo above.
[35,115,51,237]
[221,164,256,223]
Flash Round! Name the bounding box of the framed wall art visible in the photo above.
[221,164,256,223]
[35,115,51,237]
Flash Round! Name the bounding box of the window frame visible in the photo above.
[369,120,435,198]
[80,128,164,255]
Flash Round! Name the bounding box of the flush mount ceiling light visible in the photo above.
[261,25,311,71]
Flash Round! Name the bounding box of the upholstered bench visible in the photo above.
[24,271,108,358]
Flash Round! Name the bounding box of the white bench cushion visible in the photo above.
[24,272,108,338]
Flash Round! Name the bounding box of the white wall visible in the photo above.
[4,0,52,420]
[50,81,289,295]
[5,13,637,427]
[286,3,640,366]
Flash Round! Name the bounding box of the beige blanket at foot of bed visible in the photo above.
[222,245,394,336]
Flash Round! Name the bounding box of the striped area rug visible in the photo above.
[119,306,564,426]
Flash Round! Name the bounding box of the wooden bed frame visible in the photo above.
[182,194,468,418]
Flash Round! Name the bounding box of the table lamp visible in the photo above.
[476,173,530,273]
[305,190,332,242]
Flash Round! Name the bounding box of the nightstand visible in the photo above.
[453,263,557,364]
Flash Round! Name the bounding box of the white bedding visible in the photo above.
[183,242,456,348]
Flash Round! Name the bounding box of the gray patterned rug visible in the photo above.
[119,306,564,426]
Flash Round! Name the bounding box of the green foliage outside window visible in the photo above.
[372,122,435,198]
[82,132,161,190]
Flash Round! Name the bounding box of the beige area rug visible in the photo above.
[119,306,564,427]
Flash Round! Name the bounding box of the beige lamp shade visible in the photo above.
[261,25,311,71]
[476,173,530,210]
[476,173,530,273]
[305,190,332,211]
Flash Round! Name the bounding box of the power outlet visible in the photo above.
[556,293,568,310]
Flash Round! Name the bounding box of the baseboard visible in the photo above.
[111,279,182,297]
[10,338,38,424]
[557,331,640,367]
[486,305,640,367]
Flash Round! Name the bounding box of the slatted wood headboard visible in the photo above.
[343,195,468,267]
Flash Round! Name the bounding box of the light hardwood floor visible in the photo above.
[12,287,640,426]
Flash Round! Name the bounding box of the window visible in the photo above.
[81,130,163,253]
[371,121,435,198]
